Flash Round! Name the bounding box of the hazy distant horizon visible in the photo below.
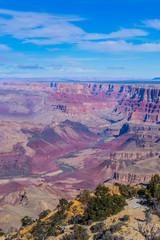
[1,76,160,85]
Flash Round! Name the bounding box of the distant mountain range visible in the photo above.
[0,77,157,84]
[153,77,160,80]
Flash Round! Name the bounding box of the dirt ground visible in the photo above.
[52,197,160,240]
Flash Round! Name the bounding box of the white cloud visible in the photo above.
[107,66,125,70]
[84,28,148,40]
[83,33,110,40]
[78,40,160,53]
[66,61,82,66]
[78,40,132,52]
[10,64,43,69]
[47,65,96,73]
[105,28,148,38]
[0,44,11,51]
[1,8,157,57]
[59,67,96,73]
[46,48,63,52]
[42,57,102,62]
[0,52,24,63]
[48,64,63,70]
[143,19,160,30]
[0,9,86,45]
[0,9,149,46]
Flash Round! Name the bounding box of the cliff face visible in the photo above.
[110,151,158,161]
[113,85,160,123]
[108,121,160,184]
[113,152,160,184]
[114,172,154,184]
[1,82,160,123]
[49,83,160,123]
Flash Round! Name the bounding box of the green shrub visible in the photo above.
[0,228,4,236]
[109,223,123,234]
[115,183,137,199]
[82,186,126,223]
[31,219,63,239]
[90,222,106,233]
[58,198,69,212]
[145,174,160,203]
[69,214,83,224]
[61,225,89,240]
[29,208,68,239]
[95,185,110,197]
[93,229,125,240]
[8,185,127,239]
[119,215,130,222]
[21,216,34,227]
[39,209,51,219]
[137,188,146,196]
[76,189,91,204]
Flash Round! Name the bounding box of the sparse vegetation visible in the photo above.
[119,215,130,222]
[109,223,124,234]
[137,175,160,240]
[61,225,89,240]
[138,209,160,240]
[93,229,125,240]
[21,216,34,227]
[76,189,91,204]
[145,174,160,203]
[82,185,126,223]
[29,200,68,239]
[115,183,138,199]
[90,222,106,233]
[39,209,51,219]
[152,202,160,218]
[5,185,126,239]
[95,185,110,197]
[58,198,69,211]
[0,228,5,236]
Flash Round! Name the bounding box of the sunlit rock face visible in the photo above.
[1,82,160,123]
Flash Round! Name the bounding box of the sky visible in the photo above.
[0,0,160,79]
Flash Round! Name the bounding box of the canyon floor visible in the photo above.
[1,81,160,232]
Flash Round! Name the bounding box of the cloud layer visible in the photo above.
[0,44,11,51]
[10,64,43,69]
[1,8,160,78]
[143,19,160,30]
[78,40,160,53]
[0,8,151,51]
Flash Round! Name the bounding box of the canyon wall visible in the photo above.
[1,82,160,230]
[1,83,160,184]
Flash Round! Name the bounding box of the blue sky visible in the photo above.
[0,0,160,79]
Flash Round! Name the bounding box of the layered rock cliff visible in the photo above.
[1,82,160,124]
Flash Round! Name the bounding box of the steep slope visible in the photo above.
[0,120,99,177]
[5,182,160,240]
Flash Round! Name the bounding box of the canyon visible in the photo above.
[1,81,160,231]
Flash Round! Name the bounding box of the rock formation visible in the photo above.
[1,82,160,230]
